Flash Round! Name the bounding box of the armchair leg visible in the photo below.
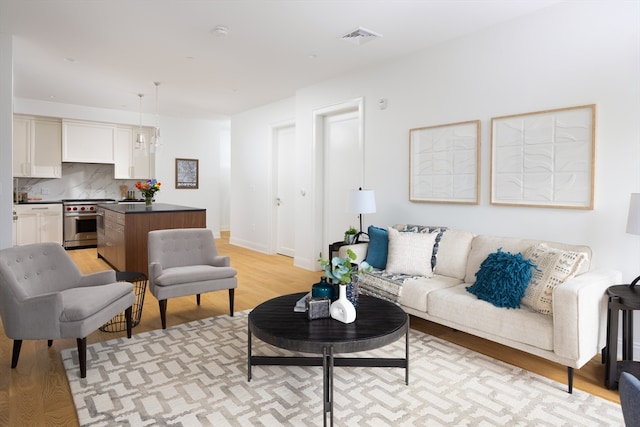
[159,299,168,329]
[77,338,87,378]
[11,340,22,368]
[48,340,53,347]
[125,306,133,339]
[196,294,201,306]
[229,288,235,317]
[567,367,574,394]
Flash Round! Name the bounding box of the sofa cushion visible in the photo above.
[428,284,554,351]
[466,249,536,308]
[521,243,588,315]
[386,227,437,277]
[464,235,592,284]
[364,225,388,269]
[434,229,474,280]
[400,275,463,312]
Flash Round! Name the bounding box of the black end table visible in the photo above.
[248,292,409,427]
[100,271,147,332]
[605,285,640,389]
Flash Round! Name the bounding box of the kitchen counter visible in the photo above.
[15,200,62,205]
[100,202,205,214]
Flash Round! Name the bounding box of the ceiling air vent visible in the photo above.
[340,27,382,45]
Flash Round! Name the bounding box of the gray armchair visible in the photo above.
[148,228,238,329]
[620,371,640,426]
[0,242,135,378]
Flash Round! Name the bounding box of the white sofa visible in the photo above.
[340,224,622,393]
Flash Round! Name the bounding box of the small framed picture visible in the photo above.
[175,158,199,189]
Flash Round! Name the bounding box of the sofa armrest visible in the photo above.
[338,243,369,265]
[77,270,117,287]
[552,269,622,365]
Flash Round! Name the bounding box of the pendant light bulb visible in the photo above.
[136,93,146,152]
[151,82,162,153]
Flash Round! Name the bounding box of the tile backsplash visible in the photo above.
[14,163,140,201]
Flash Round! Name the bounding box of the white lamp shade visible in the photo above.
[349,189,376,214]
[627,193,640,235]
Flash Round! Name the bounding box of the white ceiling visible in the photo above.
[1,0,562,119]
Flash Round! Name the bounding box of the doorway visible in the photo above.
[273,123,296,257]
[314,98,364,256]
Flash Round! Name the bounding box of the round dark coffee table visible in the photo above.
[248,292,409,427]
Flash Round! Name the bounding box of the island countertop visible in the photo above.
[98,202,206,214]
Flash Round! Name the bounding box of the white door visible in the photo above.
[275,124,296,257]
[323,110,362,251]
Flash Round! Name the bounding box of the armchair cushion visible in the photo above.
[60,282,134,322]
[153,265,237,287]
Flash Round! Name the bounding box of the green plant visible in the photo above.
[345,226,357,235]
[318,249,372,285]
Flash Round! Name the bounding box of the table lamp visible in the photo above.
[627,193,640,287]
[348,187,376,241]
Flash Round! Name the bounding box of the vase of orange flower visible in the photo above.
[135,178,161,206]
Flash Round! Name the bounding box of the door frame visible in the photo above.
[270,119,296,254]
[311,97,364,263]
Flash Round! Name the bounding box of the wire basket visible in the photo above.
[99,271,147,333]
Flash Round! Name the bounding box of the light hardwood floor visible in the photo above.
[0,232,620,425]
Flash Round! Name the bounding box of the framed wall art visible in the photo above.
[490,104,595,209]
[175,158,199,189]
[409,120,480,204]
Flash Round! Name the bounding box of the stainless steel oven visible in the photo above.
[63,199,115,249]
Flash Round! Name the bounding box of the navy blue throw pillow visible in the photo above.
[364,226,388,269]
[466,248,536,309]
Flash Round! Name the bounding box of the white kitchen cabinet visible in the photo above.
[13,115,62,178]
[62,119,115,163]
[13,203,63,246]
[114,125,155,179]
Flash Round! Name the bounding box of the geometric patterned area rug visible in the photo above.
[61,310,623,426]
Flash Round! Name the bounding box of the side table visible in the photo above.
[605,284,640,389]
[328,241,347,260]
[100,271,147,332]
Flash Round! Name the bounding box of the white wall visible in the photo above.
[230,97,295,252]
[0,34,12,249]
[231,1,640,282]
[11,98,230,236]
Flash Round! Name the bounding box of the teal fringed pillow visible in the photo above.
[466,248,536,308]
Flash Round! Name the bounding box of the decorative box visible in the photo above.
[306,297,331,320]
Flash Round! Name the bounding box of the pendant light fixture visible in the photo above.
[150,82,162,153]
[135,93,146,152]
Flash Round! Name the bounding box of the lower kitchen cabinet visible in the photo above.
[97,208,126,271]
[13,204,63,246]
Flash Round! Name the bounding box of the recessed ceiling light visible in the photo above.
[308,54,318,60]
[64,57,76,63]
[340,27,382,45]
[211,25,229,38]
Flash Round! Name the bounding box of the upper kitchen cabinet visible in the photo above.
[13,115,62,178]
[62,119,115,163]
[114,125,156,179]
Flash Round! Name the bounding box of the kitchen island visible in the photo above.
[97,203,206,276]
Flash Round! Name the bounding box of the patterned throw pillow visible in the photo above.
[466,249,536,308]
[521,243,587,315]
[385,227,437,277]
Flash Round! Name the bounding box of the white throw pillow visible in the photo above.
[385,227,437,277]
[521,243,588,315]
